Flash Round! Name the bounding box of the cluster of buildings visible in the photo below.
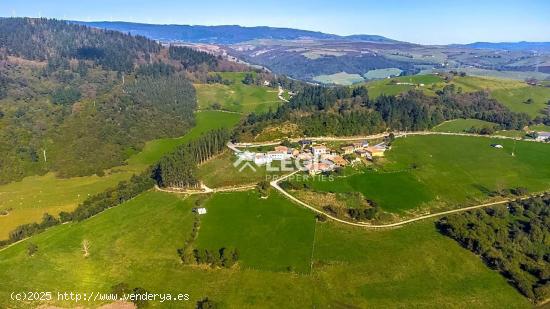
[235,139,387,175]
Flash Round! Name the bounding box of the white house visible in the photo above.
[197,208,207,215]
[311,145,328,156]
[267,151,292,161]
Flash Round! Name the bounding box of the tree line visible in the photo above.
[168,45,218,69]
[437,194,550,302]
[151,128,231,188]
[236,83,533,139]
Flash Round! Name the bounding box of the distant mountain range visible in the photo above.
[462,41,550,52]
[75,21,549,50]
[74,21,401,44]
[73,20,550,82]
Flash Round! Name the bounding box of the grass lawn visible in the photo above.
[0,111,242,239]
[298,135,550,214]
[491,86,550,118]
[195,72,281,114]
[196,191,316,273]
[312,220,529,308]
[0,190,529,308]
[432,119,498,133]
[365,74,549,118]
[198,151,286,188]
[495,130,527,138]
[365,74,443,99]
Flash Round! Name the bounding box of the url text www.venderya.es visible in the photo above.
[11,291,190,303]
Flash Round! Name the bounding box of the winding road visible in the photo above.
[270,170,546,228]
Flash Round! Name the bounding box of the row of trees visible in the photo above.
[152,129,231,188]
[192,248,239,268]
[0,172,156,248]
[437,194,550,302]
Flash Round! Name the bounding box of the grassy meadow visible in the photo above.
[196,191,316,273]
[195,72,281,113]
[432,118,498,133]
[491,86,550,117]
[365,74,550,118]
[0,111,241,239]
[364,74,444,98]
[0,190,530,308]
[297,135,550,214]
[198,151,287,188]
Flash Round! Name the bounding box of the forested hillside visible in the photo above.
[236,83,532,139]
[0,18,217,184]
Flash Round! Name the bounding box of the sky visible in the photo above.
[1,0,549,44]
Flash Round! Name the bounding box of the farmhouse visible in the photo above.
[328,155,348,166]
[311,145,328,156]
[306,162,333,175]
[355,149,369,158]
[365,145,386,157]
[274,145,289,153]
[341,146,354,154]
[267,150,292,161]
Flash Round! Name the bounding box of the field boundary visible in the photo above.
[270,170,548,229]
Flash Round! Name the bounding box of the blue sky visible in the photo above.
[1,0,549,44]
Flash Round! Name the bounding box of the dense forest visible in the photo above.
[437,195,550,302]
[236,84,532,139]
[0,18,160,72]
[0,18,204,183]
[168,45,218,69]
